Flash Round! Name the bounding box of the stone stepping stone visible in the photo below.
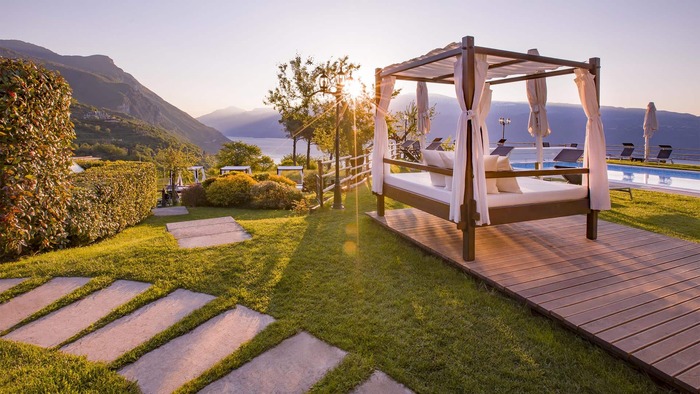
[119,305,274,394]
[152,206,189,216]
[353,371,414,394]
[166,217,251,249]
[200,331,346,393]
[62,289,215,363]
[4,280,151,348]
[0,277,90,332]
[0,278,27,294]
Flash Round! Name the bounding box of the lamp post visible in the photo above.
[498,117,511,141]
[318,68,347,210]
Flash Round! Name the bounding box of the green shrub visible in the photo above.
[0,59,75,258]
[205,173,257,207]
[250,181,302,210]
[181,184,208,207]
[252,173,270,182]
[66,162,157,245]
[303,171,320,193]
[268,174,297,187]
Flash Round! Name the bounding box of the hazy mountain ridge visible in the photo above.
[200,94,699,151]
[0,40,230,153]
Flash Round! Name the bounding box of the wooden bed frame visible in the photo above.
[374,36,600,261]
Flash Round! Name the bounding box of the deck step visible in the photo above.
[119,305,274,394]
[4,280,151,348]
[200,331,346,393]
[0,277,90,332]
[61,289,214,362]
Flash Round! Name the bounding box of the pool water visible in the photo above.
[510,162,700,193]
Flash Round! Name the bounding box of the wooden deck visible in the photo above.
[367,208,700,393]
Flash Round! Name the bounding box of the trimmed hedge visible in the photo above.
[181,183,208,207]
[1,59,75,258]
[66,162,157,245]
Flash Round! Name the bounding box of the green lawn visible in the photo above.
[2,185,696,393]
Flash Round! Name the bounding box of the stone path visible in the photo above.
[0,277,412,393]
[5,280,151,348]
[152,206,189,216]
[200,331,347,394]
[119,306,274,394]
[353,371,413,394]
[166,216,251,248]
[62,289,215,362]
[0,277,27,294]
[0,277,90,332]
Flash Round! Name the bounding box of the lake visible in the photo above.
[227,137,324,164]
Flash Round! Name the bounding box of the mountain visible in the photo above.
[200,94,699,151]
[198,107,285,138]
[70,102,201,160]
[390,94,700,151]
[0,40,230,153]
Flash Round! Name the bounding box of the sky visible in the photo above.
[2,0,699,118]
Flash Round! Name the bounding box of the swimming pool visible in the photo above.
[510,162,700,193]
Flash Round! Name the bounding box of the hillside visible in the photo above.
[0,40,230,153]
[71,102,201,160]
[200,94,699,151]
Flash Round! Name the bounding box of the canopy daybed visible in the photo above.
[371,35,610,261]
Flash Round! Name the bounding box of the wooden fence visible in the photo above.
[313,151,372,209]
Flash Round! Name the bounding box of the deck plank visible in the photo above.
[367,208,700,393]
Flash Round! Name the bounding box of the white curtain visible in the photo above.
[450,54,490,225]
[526,49,551,167]
[416,81,431,147]
[371,76,396,194]
[643,102,658,160]
[479,84,493,152]
[574,69,611,211]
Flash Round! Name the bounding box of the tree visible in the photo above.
[264,55,323,168]
[155,146,197,203]
[215,141,274,172]
[390,100,438,144]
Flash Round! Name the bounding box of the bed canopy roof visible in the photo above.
[379,41,595,85]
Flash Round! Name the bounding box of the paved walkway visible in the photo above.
[0,277,410,394]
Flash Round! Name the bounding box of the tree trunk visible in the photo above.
[292,137,298,165]
[306,139,311,169]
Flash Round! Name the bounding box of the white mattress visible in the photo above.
[384,172,587,208]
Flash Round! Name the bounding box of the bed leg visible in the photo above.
[587,210,598,240]
[463,224,475,261]
[377,193,385,217]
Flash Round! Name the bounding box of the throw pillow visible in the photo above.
[421,149,446,187]
[496,156,522,193]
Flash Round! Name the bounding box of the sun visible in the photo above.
[344,77,363,99]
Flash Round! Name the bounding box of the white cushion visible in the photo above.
[484,155,500,194]
[496,156,522,193]
[438,151,454,191]
[421,149,445,187]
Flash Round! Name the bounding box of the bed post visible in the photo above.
[375,67,385,217]
[462,36,476,261]
[587,57,601,240]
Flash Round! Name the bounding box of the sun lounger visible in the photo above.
[553,148,584,185]
[646,145,674,164]
[399,140,421,161]
[496,138,507,146]
[612,143,635,160]
[490,145,515,156]
[425,138,444,151]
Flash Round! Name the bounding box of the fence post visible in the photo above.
[317,159,324,208]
